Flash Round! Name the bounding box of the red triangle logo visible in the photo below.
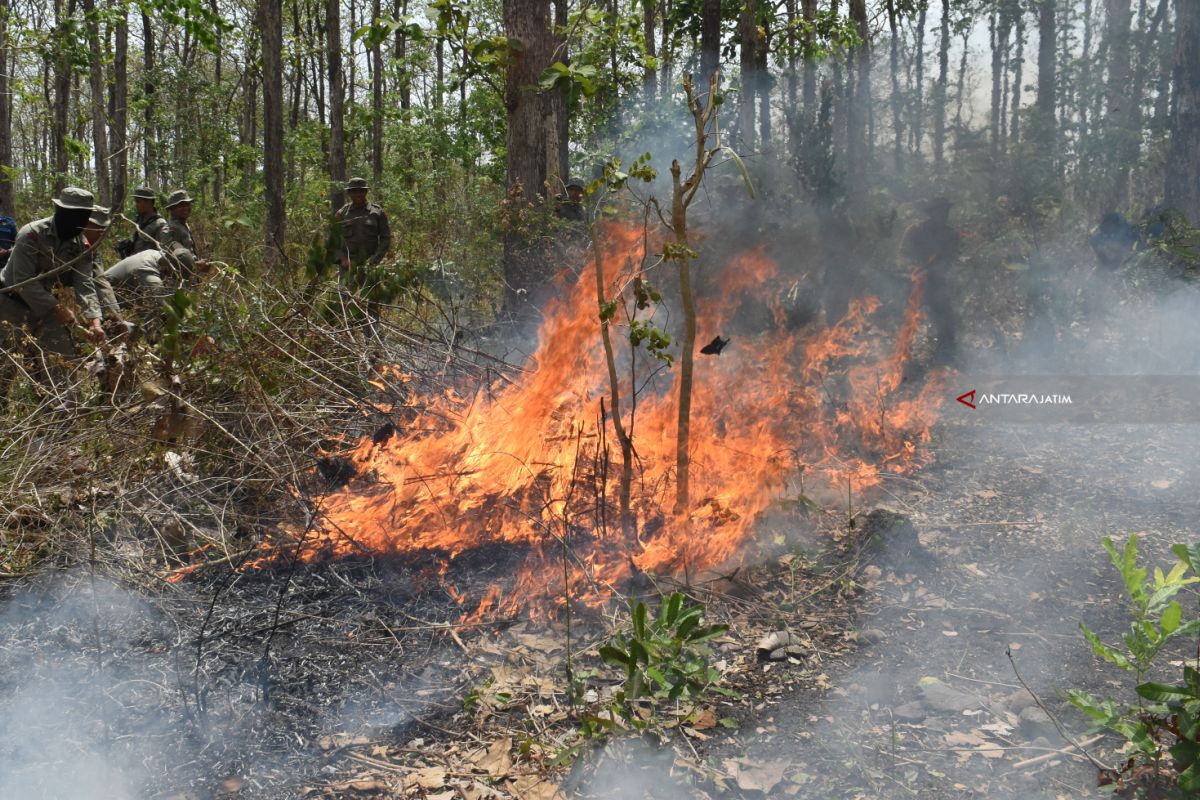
[956,389,976,409]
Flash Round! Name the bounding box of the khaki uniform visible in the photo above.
[0,217,98,356]
[90,247,122,318]
[335,202,391,267]
[165,216,198,278]
[104,250,168,299]
[132,213,171,254]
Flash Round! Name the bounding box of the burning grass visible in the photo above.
[257,224,947,618]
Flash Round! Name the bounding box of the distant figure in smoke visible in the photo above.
[899,197,961,367]
[1089,212,1141,270]
[554,177,587,223]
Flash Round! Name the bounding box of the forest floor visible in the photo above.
[1,333,1198,799]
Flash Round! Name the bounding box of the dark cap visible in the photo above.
[165,190,193,208]
[346,177,370,191]
[566,176,585,190]
[87,206,112,228]
[132,187,156,201]
[53,187,96,211]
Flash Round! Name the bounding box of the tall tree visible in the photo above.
[371,0,383,185]
[1105,0,1133,207]
[1165,0,1200,221]
[81,0,110,204]
[847,0,870,195]
[259,0,286,270]
[738,0,758,147]
[932,0,950,168]
[643,0,657,109]
[699,0,720,86]
[886,0,904,171]
[801,0,817,122]
[109,6,128,210]
[502,0,554,305]
[1009,7,1025,148]
[327,0,346,211]
[1032,0,1056,159]
[0,0,14,213]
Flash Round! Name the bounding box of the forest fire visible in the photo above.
[269,225,946,617]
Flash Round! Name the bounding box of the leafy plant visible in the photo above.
[593,592,730,731]
[1067,535,1200,793]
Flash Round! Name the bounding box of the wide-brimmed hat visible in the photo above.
[88,206,112,228]
[53,187,95,211]
[132,187,156,201]
[165,190,193,208]
[346,177,370,191]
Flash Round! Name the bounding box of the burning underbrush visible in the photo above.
[252,224,947,618]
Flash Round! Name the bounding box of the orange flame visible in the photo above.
[249,224,944,617]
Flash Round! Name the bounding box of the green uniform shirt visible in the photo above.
[336,202,391,265]
[132,213,171,254]
[166,216,197,275]
[0,217,100,320]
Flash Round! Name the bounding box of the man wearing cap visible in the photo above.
[899,196,961,367]
[163,189,206,280]
[116,187,171,259]
[0,187,107,359]
[555,177,587,223]
[334,178,391,278]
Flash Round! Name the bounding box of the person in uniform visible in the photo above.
[163,189,207,282]
[555,177,587,223]
[1089,212,1141,271]
[899,196,961,367]
[0,187,107,364]
[334,177,392,280]
[116,187,171,258]
[81,206,124,324]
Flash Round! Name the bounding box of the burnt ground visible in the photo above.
[1,414,1197,799]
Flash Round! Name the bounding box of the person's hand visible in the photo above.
[51,304,77,327]
[0,247,10,257]
[85,318,106,345]
[339,256,350,270]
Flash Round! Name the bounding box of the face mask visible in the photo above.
[54,207,93,241]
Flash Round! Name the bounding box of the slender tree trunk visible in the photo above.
[372,0,383,184]
[1106,0,1133,207]
[802,0,818,122]
[699,0,720,87]
[394,0,411,108]
[327,0,346,211]
[758,23,770,144]
[933,0,950,168]
[847,0,869,195]
[0,0,14,213]
[738,0,757,147]
[109,8,128,210]
[550,0,568,180]
[643,0,657,109]
[1166,0,1200,221]
[1033,0,1056,162]
[142,11,155,185]
[81,0,110,203]
[259,0,286,271]
[1010,8,1025,149]
[52,0,76,193]
[1152,0,1173,134]
[911,3,926,155]
[887,0,903,171]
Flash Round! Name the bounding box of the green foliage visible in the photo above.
[628,319,672,365]
[593,592,729,730]
[160,289,194,365]
[1068,535,1200,794]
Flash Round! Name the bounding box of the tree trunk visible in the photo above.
[0,0,14,213]
[1033,0,1056,161]
[933,0,950,168]
[372,0,383,184]
[109,8,128,210]
[643,0,657,109]
[847,0,869,196]
[142,11,155,185]
[259,0,286,271]
[699,0,720,87]
[1106,0,1133,207]
[549,0,568,181]
[394,0,411,108]
[738,0,757,148]
[1010,8,1025,149]
[502,0,554,307]
[887,0,903,171]
[52,0,76,193]
[81,0,110,204]
[1165,0,1200,221]
[327,0,346,211]
[911,3,926,155]
[802,0,817,123]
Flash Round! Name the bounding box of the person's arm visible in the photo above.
[373,209,391,263]
[69,249,107,343]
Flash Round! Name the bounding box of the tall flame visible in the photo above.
[263,224,945,617]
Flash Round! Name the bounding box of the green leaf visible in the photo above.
[1080,622,1133,671]
[599,645,631,667]
[1173,543,1200,575]
[1162,600,1183,637]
